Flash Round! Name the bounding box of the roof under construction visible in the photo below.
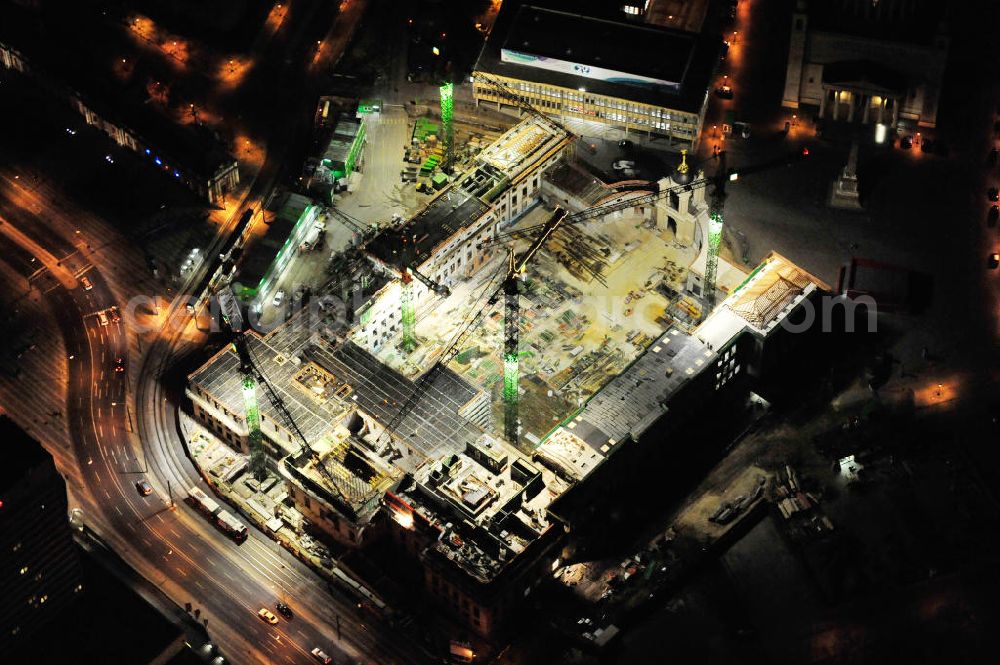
[189,312,488,475]
[696,251,830,350]
[364,115,571,270]
[535,326,713,483]
[305,339,486,468]
[364,188,490,269]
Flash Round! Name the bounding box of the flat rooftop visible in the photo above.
[364,187,490,269]
[502,5,694,89]
[476,1,722,115]
[808,0,944,45]
[239,194,314,289]
[535,326,713,482]
[474,114,572,182]
[0,415,49,491]
[645,0,711,33]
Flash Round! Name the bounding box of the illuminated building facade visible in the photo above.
[474,4,722,146]
[782,0,949,129]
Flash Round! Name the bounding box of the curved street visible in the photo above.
[0,0,429,661]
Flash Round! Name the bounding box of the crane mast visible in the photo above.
[440,82,455,166]
[234,341,269,482]
[400,269,417,353]
[502,251,520,443]
[498,208,569,444]
[704,151,728,315]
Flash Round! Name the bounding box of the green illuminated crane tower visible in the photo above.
[502,250,520,444]
[400,269,417,353]
[234,340,268,482]
[440,82,454,165]
[703,151,728,316]
[496,209,568,445]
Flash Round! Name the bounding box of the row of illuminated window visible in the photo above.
[493,81,695,122]
[480,89,696,134]
[715,352,740,390]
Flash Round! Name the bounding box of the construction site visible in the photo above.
[184,76,829,639]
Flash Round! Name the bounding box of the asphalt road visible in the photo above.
[0,0,434,662]
[0,173,429,663]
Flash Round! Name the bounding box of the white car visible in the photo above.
[271,290,286,307]
[310,647,333,664]
[97,311,109,327]
[612,160,636,171]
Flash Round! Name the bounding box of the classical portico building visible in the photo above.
[783,0,949,130]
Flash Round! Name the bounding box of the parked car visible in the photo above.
[135,480,153,497]
[900,135,913,150]
[989,253,999,270]
[109,306,121,323]
[271,290,286,307]
[988,187,999,202]
[257,608,279,625]
[920,138,935,153]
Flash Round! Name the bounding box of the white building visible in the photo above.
[782,0,949,130]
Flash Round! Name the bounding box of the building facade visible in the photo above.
[473,4,720,146]
[0,417,83,655]
[0,38,239,206]
[782,0,949,129]
[354,115,571,354]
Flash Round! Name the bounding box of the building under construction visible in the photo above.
[354,114,573,355]
[186,112,832,638]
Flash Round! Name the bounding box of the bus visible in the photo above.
[187,487,248,544]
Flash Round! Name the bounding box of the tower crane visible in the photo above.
[232,336,353,503]
[477,149,808,441]
[493,208,569,443]
[440,81,455,166]
[377,263,507,453]
[376,76,809,446]
[331,204,450,352]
